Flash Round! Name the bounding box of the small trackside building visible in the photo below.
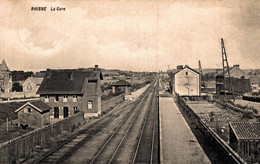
[36,66,103,118]
[15,101,51,128]
[229,122,260,161]
[111,79,131,95]
[174,65,201,96]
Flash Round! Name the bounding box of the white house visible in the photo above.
[22,76,44,97]
[174,65,201,96]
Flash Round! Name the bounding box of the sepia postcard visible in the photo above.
[0,0,259,163]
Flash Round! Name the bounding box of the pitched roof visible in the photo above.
[32,77,44,85]
[217,66,250,79]
[250,76,260,84]
[111,79,131,86]
[15,101,51,113]
[0,60,9,71]
[23,77,44,85]
[174,65,200,75]
[229,122,260,140]
[37,69,102,94]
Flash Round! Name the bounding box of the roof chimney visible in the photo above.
[69,72,74,80]
[233,64,239,68]
[94,65,98,71]
[177,65,183,70]
[46,69,51,78]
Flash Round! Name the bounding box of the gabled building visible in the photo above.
[174,65,201,96]
[15,101,51,128]
[37,65,103,118]
[0,60,12,93]
[216,65,251,95]
[250,76,260,94]
[229,122,260,161]
[22,76,44,97]
[111,79,131,95]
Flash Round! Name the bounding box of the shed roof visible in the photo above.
[111,79,131,86]
[37,69,103,94]
[15,101,51,113]
[229,122,260,140]
[217,66,250,79]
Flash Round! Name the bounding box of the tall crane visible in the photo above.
[221,38,235,101]
[198,60,205,87]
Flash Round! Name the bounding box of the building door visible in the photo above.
[63,107,69,118]
[54,107,59,118]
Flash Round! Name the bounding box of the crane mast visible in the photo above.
[221,38,235,101]
[198,60,205,87]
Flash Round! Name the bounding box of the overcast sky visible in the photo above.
[0,0,259,72]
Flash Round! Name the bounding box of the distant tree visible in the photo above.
[204,72,216,81]
[12,82,23,92]
[11,71,33,81]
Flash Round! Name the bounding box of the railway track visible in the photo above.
[32,79,157,164]
[89,78,159,164]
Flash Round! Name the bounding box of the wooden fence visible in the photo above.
[176,94,246,164]
[0,112,84,164]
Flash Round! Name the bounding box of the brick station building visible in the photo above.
[15,101,51,128]
[37,65,103,118]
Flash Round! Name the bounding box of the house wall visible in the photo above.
[251,83,260,93]
[0,72,12,93]
[113,86,129,94]
[83,80,102,117]
[236,140,260,160]
[216,76,252,95]
[174,69,200,96]
[18,105,44,127]
[40,95,83,119]
[22,78,40,97]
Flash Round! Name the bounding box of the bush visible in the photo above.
[242,112,254,119]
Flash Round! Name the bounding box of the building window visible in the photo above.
[24,108,31,113]
[186,72,188,76]
[54,95,59,102]
[45,95,49,102]
[73,106,79,114]
[63,95,68,102]
[27,85,32,90]
[54,107,59,118]
[88,101,93,110]
[73,95,77,102]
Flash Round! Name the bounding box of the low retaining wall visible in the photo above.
[101,94,124,112]
[0,112,84,164]
[176,94,246,164]
[243,95,260,103]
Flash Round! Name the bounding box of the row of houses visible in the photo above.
[12,65,135,128]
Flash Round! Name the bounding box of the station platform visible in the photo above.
[159,92,211,164]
